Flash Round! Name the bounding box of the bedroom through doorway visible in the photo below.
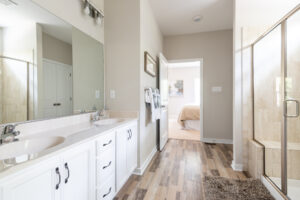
[167,59,202,141]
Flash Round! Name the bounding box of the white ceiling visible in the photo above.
[149,0,233,36]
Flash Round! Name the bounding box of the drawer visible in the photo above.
[97,131,115,154]
[97,175,115,200]
[97,147,115,186]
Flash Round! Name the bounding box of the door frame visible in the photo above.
[168,58,204,141]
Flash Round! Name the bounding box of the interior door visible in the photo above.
[56,64,73,117]
[159,53,169,151]
[43,60,57,118]
[43,59,73,118]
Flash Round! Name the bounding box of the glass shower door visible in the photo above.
[253,24,282,190]
[286,9,300,200]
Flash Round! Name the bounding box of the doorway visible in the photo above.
[167,59,203,141]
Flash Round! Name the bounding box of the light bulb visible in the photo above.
[84,3,90,15]
[96,15,102,25]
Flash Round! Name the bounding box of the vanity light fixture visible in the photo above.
[96,12,103,25]
[83,1,90,15]
[83,0,104,25]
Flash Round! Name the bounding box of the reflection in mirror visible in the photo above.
[0,0,104,124]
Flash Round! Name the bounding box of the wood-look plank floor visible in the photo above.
[114,139,250,200]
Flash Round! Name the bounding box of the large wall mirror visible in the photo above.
[0,0,104,124]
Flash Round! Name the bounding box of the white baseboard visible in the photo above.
[201,137,233,144]
[261,176,285,200]
[133,147,157,175]
[231,160,244,171]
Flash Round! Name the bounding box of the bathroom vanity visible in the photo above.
[0,118,138,200]
[0,0,139,199]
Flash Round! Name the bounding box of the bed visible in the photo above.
[177,105,200,131]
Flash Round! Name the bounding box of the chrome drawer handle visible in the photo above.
[55,167,61,190]
[102,161,112,169]
[103,187,112,198]
[103,140,112,146]
[64,163,70,183]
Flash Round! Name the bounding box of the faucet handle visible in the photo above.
[3,124,17,135]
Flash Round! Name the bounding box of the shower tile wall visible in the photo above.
[1,59,28,123]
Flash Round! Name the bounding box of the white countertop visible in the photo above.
[0,118,137,180]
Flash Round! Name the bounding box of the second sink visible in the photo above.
[0,136,65,165]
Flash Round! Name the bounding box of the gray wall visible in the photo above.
[105,0,140,111]
[164,30,233,141]
[42,33,72,65]
[72,28,104,112]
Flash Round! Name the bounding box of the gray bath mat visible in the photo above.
[203,176,275,200]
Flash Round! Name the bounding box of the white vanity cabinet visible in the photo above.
[0,141,96,200]
[0,158,60,200]
[96,131,116,200]
[116,122,137,192]
[60,141,96,200]
[0,120,138,200]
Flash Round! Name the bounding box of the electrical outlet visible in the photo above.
[212,86,222,93]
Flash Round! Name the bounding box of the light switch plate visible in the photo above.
[95,90,100,99]
[110,90,116,99]
[212,86,222,93]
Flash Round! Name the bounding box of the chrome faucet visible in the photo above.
[0,124,20,144]
[91,110,106,122]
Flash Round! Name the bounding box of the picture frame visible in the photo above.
[169,80,184,97]
[144,51,156,77]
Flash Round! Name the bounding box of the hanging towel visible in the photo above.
[145,88,161,122]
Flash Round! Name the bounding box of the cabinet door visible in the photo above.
[116,128,128,191]
[126,124,137,174]
[61,142,96,200]
[1,159,60,200]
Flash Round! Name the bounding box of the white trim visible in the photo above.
[133,147,157,175]
[231,160,244,171]
[201,137,233,144]
[261,176,285,200]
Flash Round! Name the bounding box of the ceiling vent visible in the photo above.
[0,0,17,6]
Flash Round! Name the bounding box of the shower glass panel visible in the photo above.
[0,57,32,124]
[286,10,300,200]
[253,25,282,189]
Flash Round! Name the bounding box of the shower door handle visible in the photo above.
[284,99,300,118]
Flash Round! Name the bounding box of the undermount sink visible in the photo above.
[94,118,125,126]
[0,136,65,166]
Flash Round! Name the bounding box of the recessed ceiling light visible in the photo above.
[193,15,203,23]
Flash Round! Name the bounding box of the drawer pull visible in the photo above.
[103,140,112,147]
[64,163,70,183]
[102,161,112,169]
[103,187,112,198]
[55,167,61,190]
[127,130,131,140]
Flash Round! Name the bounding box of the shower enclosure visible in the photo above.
[252,5,300,199]
[0,56,34,124]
